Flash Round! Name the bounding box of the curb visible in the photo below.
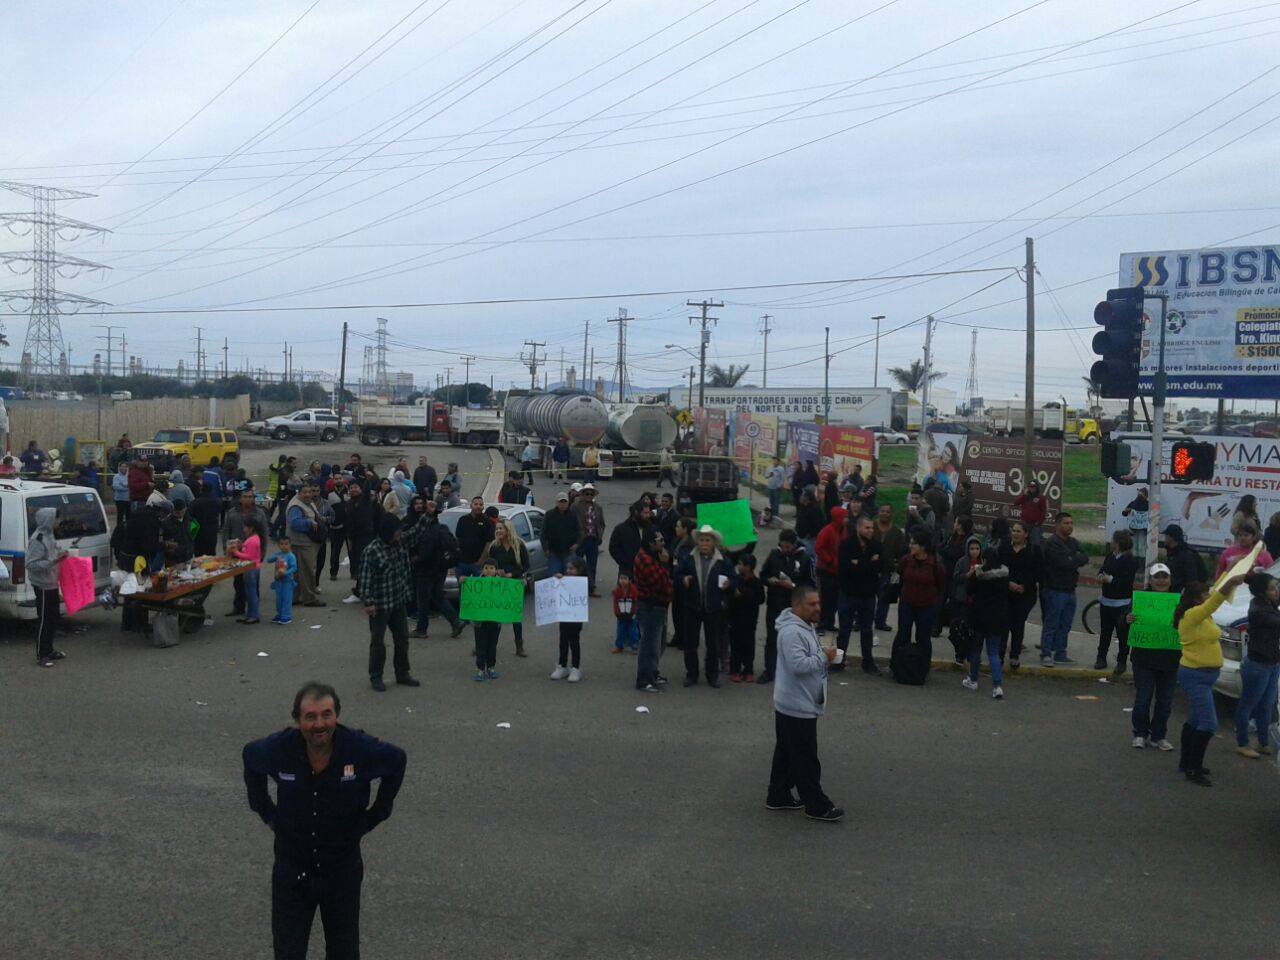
[867,650,1112,681]
[481,448,503,503]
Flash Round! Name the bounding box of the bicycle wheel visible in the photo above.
[1080,599,1099,636]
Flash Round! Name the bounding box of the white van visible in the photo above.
[0,480,112,619]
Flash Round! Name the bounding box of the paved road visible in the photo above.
[4,448,1278,959]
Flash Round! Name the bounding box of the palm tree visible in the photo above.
[706,363,750,387]
[886,359,945,392]
[1081,375,1103,412]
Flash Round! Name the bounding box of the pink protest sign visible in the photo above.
[59,555,95,616]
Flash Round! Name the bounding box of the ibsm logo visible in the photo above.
[1132,247,1280,288]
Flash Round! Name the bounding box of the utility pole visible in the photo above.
[1145,292,1170,580]
[687,298,722,409]
[964,329,979,415]
[607,308,628,402]
[687,365,694,411]
[444,366,452,403]
[1023,237,1036,486]
[918,315,937,481]
[581,320,589,394]
[559,347,564,387]
[823,326,831,422]
[283,343,289,383]
[222,337,229,379]
[461,355,475,407]
[93,324,120,377]
[195,326,203,380]
[522,340,545,392]
[871,315,885,388]
[759,314,773,388]
[337,321,348,435]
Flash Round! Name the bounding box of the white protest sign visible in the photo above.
[534,576,590,626]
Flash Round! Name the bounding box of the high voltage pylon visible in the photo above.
[0,181,110,390]
[361,345,374,397]
[607,307,628,403]
[375,317,390,395]
[964,329,979,414]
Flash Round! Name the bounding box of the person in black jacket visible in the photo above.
[608,501,651,576]
[412,456,437,500]
[1095,530,1141,674]
[1128,563,1179,750]
[1162,524,1204,592]
[454,496,494,577]
[836,515,883,674]
[758,530,814,684]
[242,682,406,960]
[727,554,765,681]
[963,546,1009,699]
[540,492,579,576]
[1235,573,1280,758]
[497,470,531,505]
[1000,520,1041,670]
[342,482,379,603]
[675,525,736,687]
[793,489,824,557]
[409,500,464,638]
[188,480,222,557]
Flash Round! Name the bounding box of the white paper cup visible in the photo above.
[718,575,729,589]
[833,648,845,665]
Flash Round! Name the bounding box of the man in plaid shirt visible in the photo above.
[358,513,429,692]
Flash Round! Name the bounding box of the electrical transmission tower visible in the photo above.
[0,181,110,390]
[361,346,374,397]
[964,329,979,415]
[375,317,390,395]
[607,307,628,403]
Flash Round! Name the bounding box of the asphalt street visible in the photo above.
[4,442,1278,960]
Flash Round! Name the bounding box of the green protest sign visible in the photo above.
[1128,591,1181,650]
[459,576,525,623]
[696,498,756,546]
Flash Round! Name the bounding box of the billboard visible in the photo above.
[1118,245,1280,398]
[693,407,728,456]
[819,425,875,479]
[930,433,1064,533]
[693,386,893,427]
[1105,434,1280,551]
[784,421,821,470]
[732,410,779,487]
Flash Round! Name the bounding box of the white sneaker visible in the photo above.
[992,686,1004,700]
[1131,736,1146,749]
[567,667,582,683]
[342,594,361,604]
[549,665,569,680]
[961,678,978,691]
[1155,739,1174,751]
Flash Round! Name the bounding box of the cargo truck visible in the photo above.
[354,400,501,446]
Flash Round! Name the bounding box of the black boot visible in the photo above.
[1178,722,1194,772]
[1186,729,1213,786]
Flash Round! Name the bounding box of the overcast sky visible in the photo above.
[6,0,1280,402]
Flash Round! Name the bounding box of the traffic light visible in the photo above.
[1091,286,1145,398]
[1168,440,1215,484]
[1100,439,1132,480]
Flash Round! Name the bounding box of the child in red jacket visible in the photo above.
[612,572,639,653]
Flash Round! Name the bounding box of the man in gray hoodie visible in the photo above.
[27,507,67,667]
[766,584,843,822]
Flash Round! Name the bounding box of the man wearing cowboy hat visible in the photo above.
[571,483,606,596]
[675,524,736,687]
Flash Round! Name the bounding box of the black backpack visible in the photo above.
[890,632,932,686]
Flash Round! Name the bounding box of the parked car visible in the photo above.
[263,408,341,442]
[132,427,239,469]
[438,503,547,599]
[872,427,910,445]
[0,480,113,620]
[1213,554,1280,700]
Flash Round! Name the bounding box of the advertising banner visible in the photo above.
[784,421,821,470]
[694,386,893,426]
[818,425,875,479]
[732,411,779,486]
[927,433,1064,532]
[693,407,728,456]
[1118,246,1280,398]
[1105,435,1280,552]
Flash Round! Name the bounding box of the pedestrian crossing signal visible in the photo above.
[1168,441,1215,484]
[1100,440,1132,480]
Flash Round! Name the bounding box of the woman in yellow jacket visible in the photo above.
[1174,574,1247,786]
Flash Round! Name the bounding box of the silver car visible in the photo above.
[439,503,547,599]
